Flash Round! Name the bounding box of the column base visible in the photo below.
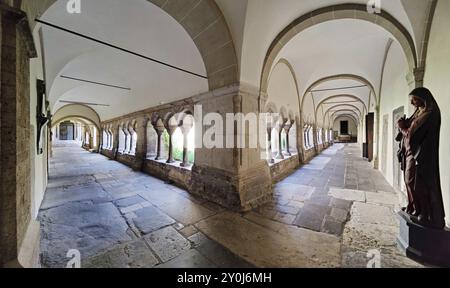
[190,163,273,212]
[3,219,41,268]
[397,210,450,267]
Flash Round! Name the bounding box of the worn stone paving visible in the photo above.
[250,143,422,268]
[40,141,253,268]
[39,141,422,268]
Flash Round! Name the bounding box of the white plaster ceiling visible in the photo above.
[276,19,392,96]
[236,0,424,89]
[273,19,396,117]
[40,0,208,120]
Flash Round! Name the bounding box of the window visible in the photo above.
[85,132,90,145]
[303,125,309,149]
[102,130,108,149]
[108,130,114,149]
[130,131,137,155]
[271,128,278,159]
[281,129,287,154]
[308,126,314,149]
[146,122,158,159]
[172,127,184,161]
[118,128,126,153]
[288,123,297,155]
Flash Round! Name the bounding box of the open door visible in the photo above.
[365,113,374,162]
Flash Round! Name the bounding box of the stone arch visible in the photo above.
[323,104,363,122]
[260,4,418,96]
[303,75,376,116]
[264,102,278,114]
[22,0,238,90]
[52,104,101,129]
[315,94,368,116]
[331,110,360,123]
[52,115,98,132]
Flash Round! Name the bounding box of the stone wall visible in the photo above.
[303,148,316,163]
[96,85,273,212]
[0,3,37,267]
[143,160,191,190]
[270,155,300,183]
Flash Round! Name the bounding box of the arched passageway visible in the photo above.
[2,0,450,269]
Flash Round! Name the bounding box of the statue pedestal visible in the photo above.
[397,210,450,267]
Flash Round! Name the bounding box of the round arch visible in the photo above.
[331,109,360,119]
[260,4,418,97]
[323,103,363,124]
[305,74,378,106]
[304,75,376,115]
[315,94,368,115]
[52,104,101,130]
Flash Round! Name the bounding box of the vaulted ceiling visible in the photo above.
[39,0,208,120]
[38,0,432,124]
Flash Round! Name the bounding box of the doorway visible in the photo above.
[60,122,75,141]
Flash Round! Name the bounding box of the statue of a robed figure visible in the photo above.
[396,87,446,229]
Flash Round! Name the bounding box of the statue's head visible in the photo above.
[409,87,434,109]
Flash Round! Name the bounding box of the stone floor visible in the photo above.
[39,141,422,268]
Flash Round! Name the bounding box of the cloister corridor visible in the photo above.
[39,141,421,268]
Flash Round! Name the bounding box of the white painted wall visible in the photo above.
[423,0,450,227]
[333,116,358,137]
[266,61,300,119]
[378,41,410,193]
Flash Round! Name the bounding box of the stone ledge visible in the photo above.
[270,154,300,183]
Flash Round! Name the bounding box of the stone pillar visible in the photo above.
[267,127,274,164]
[166,127,176,164]
[1,4,40,267]
[296,118,304,164]
[180,126,191,167]
[112,125,120,159]
[133,117,148,170]
[190,84,272,212]
[276,120,287,160]
[154,129,163,160]
[313,125,319,154]
[284,122,293,157]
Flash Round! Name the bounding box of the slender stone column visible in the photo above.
[166,127,176,164]
[276,120,287,160]
[112,125,120,159]
[155,130,163,160]
[284,123,292,157]
[133,118,148,170]
[267,127,274,164]
[180,127,190,167]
